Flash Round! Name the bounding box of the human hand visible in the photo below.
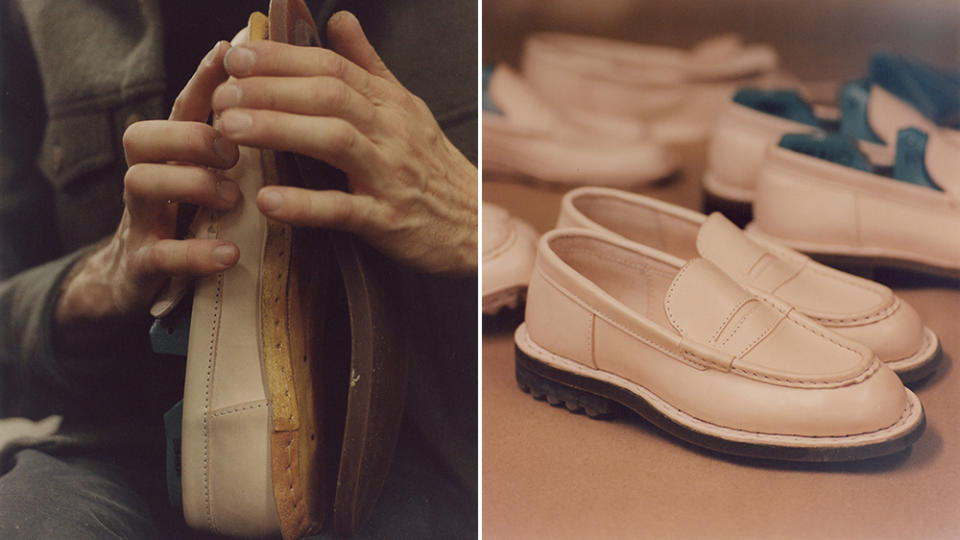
[56,41,240,330]
[212,11,478,274]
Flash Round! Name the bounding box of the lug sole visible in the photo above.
[514,339,925,463]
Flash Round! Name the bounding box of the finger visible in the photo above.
[218,108,379,178]
[223,41,393,101]
[326,11,399,85]
[124,120,239,168]
[212,76,377,131]
[139,238,240,277]
[124,163,241,210]
[170,41,232,122]
[257,186,381,232]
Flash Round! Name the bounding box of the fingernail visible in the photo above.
[212,244,238,266]
[259,189,284,213]
[203,42,222,67]
[224,47,255,75]
[212,136,238,163]
[220,111,252,136]
[217,83,242,109]
[216,179,240,205]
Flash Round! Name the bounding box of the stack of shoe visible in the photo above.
[706,52,960,279]
[519,33,792,144]
[482,64,679,188]
[512,187,939,461]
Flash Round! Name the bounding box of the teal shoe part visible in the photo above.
[838,79,884,143]
[733,88,821,128]
[482,64,501,115]
[869,52,960,129]
[164,400,184,512]
[892,127,943,191]
[149,289,192,357]
[779,132,872,172]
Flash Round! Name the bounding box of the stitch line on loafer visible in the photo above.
[209,401,269,418]
[203,271,224,532]
[517,326,919,442]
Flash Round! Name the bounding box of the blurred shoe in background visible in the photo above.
[520,33,791,144]
[482,64,678,188]
[705,53,960,209]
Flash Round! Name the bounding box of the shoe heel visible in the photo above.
[515,348,618,419]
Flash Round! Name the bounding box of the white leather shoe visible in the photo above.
[557,187,941,382]
[482,64,678,187]
[748,127,960,279]
[482,202,538,314]
[516,229,925,461]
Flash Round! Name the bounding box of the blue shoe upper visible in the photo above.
[735,52,958,144]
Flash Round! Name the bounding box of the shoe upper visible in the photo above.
[557,187,933,365]
[751,127,960,271]
[519,33,788,143]
[523,229,912,437]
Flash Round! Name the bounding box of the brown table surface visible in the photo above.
[482,141,960,539]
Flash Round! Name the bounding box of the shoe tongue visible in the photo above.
[664,258,755,343]
[900,127,960,196]
[733,88,821,128]
[695,213,801,292]
[869,52,960,128]
[838,79,884,143]
[892,128,943,191]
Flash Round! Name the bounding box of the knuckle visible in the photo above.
[123,164,150,194]
[328,121,358,153]
[318,78,351,112]
[318,49,348,79]
[329,193,355,227]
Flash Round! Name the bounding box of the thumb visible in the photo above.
[326,11,399,84]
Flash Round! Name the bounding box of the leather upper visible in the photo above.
[751,139,960,271]
[557,187,932,365]
[523,229,911,437]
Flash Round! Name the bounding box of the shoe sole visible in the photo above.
[514,324,925,462]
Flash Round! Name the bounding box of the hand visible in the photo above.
[212,11,477,274]
[56,41,240,334]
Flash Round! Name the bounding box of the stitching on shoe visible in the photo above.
[541,267,875,387]
[717,301,762,348]
[209,401,269,417]
[203,271,224,532]
[810,297,900,326]
[708,297,752,343]
[520,327,918,440]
